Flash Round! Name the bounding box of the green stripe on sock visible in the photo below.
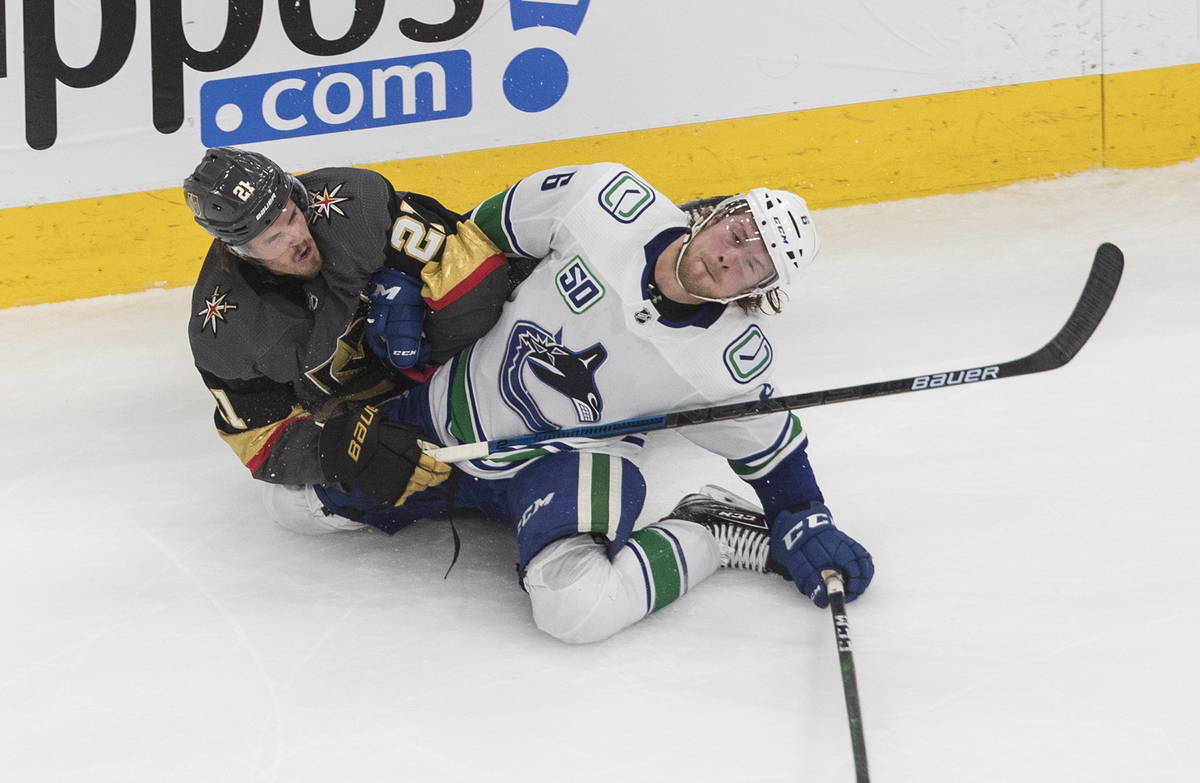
[447,345,478,445]
[471,190,513,254]
[588,453,611,535]
[632,528,683,612]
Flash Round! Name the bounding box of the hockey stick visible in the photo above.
[427,243,1123,464]
[822,570,870,783]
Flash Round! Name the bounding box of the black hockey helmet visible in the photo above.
[183,147,304,247]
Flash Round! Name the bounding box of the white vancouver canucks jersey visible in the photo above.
[424,163,807,480]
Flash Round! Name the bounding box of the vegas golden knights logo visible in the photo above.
[304,316,371,394]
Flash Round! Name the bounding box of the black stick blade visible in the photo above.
[1019,242,1124,373]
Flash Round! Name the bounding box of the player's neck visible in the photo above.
[654,235,705,305]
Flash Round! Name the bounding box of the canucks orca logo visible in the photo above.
[500,321,608,431]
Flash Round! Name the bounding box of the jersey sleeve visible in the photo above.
[683,410,827,521]
[467,163,628,260]
[679,407,810,480]
[198,369,326,485]
[385,191,510,363]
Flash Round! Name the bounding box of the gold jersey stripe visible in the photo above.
[217,406,314,472]
[420,220,505,307]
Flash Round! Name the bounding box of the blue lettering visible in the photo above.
[200,51,472,146]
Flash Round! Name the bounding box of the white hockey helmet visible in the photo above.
[677,187,820,303]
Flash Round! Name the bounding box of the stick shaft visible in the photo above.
[822,570,870,782]
[428,243,1123,464]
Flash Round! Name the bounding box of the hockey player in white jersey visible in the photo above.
[279,162,874,643]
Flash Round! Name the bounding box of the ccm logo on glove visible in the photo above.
[769,504,874,608]
[781,510,831,549]
[364,268,429,370]
[373,281,404,300]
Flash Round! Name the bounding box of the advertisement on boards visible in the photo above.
[3,0,599,206]
[1,0,1195,209]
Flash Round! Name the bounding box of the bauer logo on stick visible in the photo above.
[911,365,999,390]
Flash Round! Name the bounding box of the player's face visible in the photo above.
[677,207,777,300]
[242,201,322,279]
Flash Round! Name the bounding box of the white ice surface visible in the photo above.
[2,161,1198,782]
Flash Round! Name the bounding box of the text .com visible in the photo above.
[200,51,471,146]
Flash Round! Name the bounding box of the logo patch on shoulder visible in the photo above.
[196,286,239,335]
[555,256,605,313]
[308,183,352,223]
[723,325,773,383]
[598,171,655,223]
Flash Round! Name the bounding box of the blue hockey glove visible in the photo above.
[769,504,874,608]
[365,268,430,370]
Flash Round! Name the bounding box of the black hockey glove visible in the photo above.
[319,404,451,505]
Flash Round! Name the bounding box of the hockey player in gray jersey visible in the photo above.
[275,162,874,643]
[183,147,509,530]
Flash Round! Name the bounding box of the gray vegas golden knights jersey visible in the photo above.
[188,166,507,484]
[425,162,808,481]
